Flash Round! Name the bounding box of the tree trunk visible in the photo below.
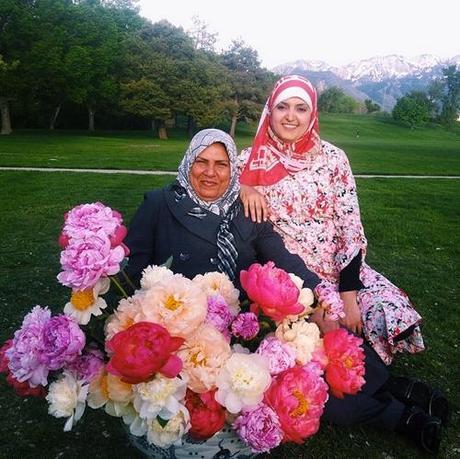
[229,113,238,138]
[151,119,156,135]
[158,120,168,140]
[187,116,196,139]
[88,106,95,132]
[49,105,61,130]
[0,98,12,135]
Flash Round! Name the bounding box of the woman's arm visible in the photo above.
[240,184,269,223]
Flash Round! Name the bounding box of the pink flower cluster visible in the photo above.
[314,281,345,320]
[205,294,234,340]
[57,202,129,290]
[4,306,85,388]
[231,312,260,340]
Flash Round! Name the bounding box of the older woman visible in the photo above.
[124,128,319,293]
[123,128,446,455]
[238,75,424,366]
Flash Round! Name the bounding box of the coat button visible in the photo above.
[210,257,218,265]
[179,252,190,261]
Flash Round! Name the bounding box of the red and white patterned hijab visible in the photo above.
[240,75,321,186]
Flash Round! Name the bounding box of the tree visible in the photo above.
[364,98,381,114]
[188,16,217,52]
[392,91,432,128]
[439,65,460,126]
[318,87,358,113]
[221,40,274,137]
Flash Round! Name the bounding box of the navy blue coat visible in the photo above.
[124,184,320,294]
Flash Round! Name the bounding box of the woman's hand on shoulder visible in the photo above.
[240,184,269,223]
[339,290,363,335]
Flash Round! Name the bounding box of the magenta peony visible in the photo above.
[6,306,51,387]
[264,366,328,444]
[205,294,234,339]
[233,403,283,453]
[65,347,105,383]
[240,262,304,322]
[323,328,366,398]
[231,312,260,340]
[41,315,85,370]
[106,322,184,384]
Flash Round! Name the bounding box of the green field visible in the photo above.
[1,114,459,175]
[0,118,459,458]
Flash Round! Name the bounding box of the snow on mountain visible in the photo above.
[272,54,458,111]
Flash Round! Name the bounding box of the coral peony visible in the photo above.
[104,295,143,341]
[178,324,231,393]
[264,366,328,444]
[106,322,184,384]
[185,389,226,440]
[233,403,283,453]
[240,262,304,322]
[323,328,366,398]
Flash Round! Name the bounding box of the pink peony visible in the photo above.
[66,347,105,383]
[41,315,85,370]
[1,339,46,397]
[6,306,51,387]
[57,230,125,290]
[106,322,184,384]
[256,336,296,376]
[323,329,366,398]
[240,262,304,322]
[231,312,260,340]
[233,403,283,453]
[205,294,234,339]
[264,366,328,444]
[61,202,123,240]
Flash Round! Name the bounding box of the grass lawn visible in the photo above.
[0,115,459,175]
[0,170,458,458]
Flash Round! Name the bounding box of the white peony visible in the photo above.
[46,372,88,431]
[146,406,190,448]
[215,353,271,414]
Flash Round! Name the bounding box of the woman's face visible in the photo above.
[270,97,312,143]
[190,143,231,202]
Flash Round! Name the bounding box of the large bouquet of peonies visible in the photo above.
[0,203,366,455]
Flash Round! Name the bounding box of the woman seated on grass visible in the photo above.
[238,74,424,366]
[123,128,448,455]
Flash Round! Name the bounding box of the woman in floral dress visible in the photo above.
[238,74,424,365]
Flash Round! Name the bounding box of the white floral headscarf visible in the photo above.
[177,129,240,215]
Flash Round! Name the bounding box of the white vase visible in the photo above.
[126,424,257,459]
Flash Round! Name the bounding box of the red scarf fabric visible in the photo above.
[240,75,321,186]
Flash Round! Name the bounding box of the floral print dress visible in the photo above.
[239,141,424,365]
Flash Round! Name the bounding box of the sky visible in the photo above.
[137,0,459,69]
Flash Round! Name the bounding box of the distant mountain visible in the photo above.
[273,54,460,111]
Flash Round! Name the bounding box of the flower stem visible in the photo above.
[110,275,129,299]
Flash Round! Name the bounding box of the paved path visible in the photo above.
[1,166,459,179]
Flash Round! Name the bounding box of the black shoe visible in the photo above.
[387,376,450,426]
[397,405,442,454]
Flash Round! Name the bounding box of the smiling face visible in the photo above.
[270,97,312,143]
[189,142,231,202]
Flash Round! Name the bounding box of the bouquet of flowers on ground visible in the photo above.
[0,202,366,455]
